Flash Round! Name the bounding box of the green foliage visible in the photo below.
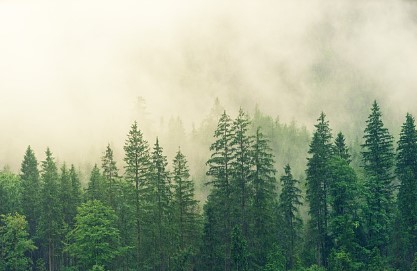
[0,213,36,271]
[20,145,40,237]
[279,164,302,270]
[328,250,356,271]
[123,121,150,268]
[305,112,333,267]
[66,200,123,270]
[361,101,395,253]
[172,148,201,268]
[263,245,285,271]
[0,171,21,215]
[252,127,277,268]
[231,226,249,271]
[38,148,62,271]
[101,144,119,209]
[396,113,417,268]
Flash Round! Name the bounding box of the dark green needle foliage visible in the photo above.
[251,127,277,269]
[279,164,302,270]
[305,112,333,267]
[395,113,417,268]
[361,101,395,255]
[20,146,40,238]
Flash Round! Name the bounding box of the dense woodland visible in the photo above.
[1,100,417,271]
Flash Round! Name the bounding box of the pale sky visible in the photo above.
[1,0,417,171]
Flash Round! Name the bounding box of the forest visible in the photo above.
[1,100,417,271]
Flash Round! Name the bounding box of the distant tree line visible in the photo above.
[1,101,417,271]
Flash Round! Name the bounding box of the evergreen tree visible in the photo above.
[328,156,362,268]
[231,226,248,271]
[204,111,235,271]
[230,109,253,237]
[361,101,395,254]
[250,127,277,269]
[123,121,150,268]
[172,148,200,270]
[86,164,104,201]
[334,132,351,164]
[279,164,302,270]
[69,165,82,224]
[396,113,417,267]
[0,213,37,271]
[38,148,61,271]
[147,138,172,270]
[306,112,333,267]
[20,146,40,239]
[101,144,119,209]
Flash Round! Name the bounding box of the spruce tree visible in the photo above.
[204,111,234,270]
[101,144,119,209]
[251,127,277,269]
[86,164,104,201]
[396,113,417,267]
[123,121,150,268]
[279,164,302,270]
[230,109,253,237]
[20,146,40,239]
[306,112,333,267]
[69,165,82,223]
[361,101,394,254]
[148,138,172,270]
[172,149,200,261]
[334,132,351,164]
[38,148,61,271]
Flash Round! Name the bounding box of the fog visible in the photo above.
[1,0,417,173]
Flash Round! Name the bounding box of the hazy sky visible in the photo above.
[1,0,417,171]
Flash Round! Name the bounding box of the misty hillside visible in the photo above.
[2,0,417,270]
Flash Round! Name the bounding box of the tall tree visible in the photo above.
[361,101,395,254]
[251,127,277,269]
[230,109,253,238]
[123,121,150,268]
[20,146,40,239]
[396,113,417,267]
[334,132,351,164]
[172,149,201,270]
[148,138,172,270]
[279,164,302,270]
[204,111,234,271]
[38,148,61,271]
[306,112,333,267]
[86,164,104,202]
[101,144,119,209]
[328,156,362,269]
[69,165,82,224]
[0,213,37,271]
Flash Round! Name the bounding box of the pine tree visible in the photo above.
[101,144,119,209]
[334,132,351,164]
[172,149,200,270]
[38,148,62,271]
[361,101,394,254]
[306,112,333,267]
[86,164,104,201]
[69,165,82,223]
[396,113,417,267]
[123,121,150,268]
[148,138,172,270]
[279,164,302,270]
[230,109,253,237]
[328,156,362,267]
[251,127,277,269]
[204,111,235,270]
[20,146,40,239]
